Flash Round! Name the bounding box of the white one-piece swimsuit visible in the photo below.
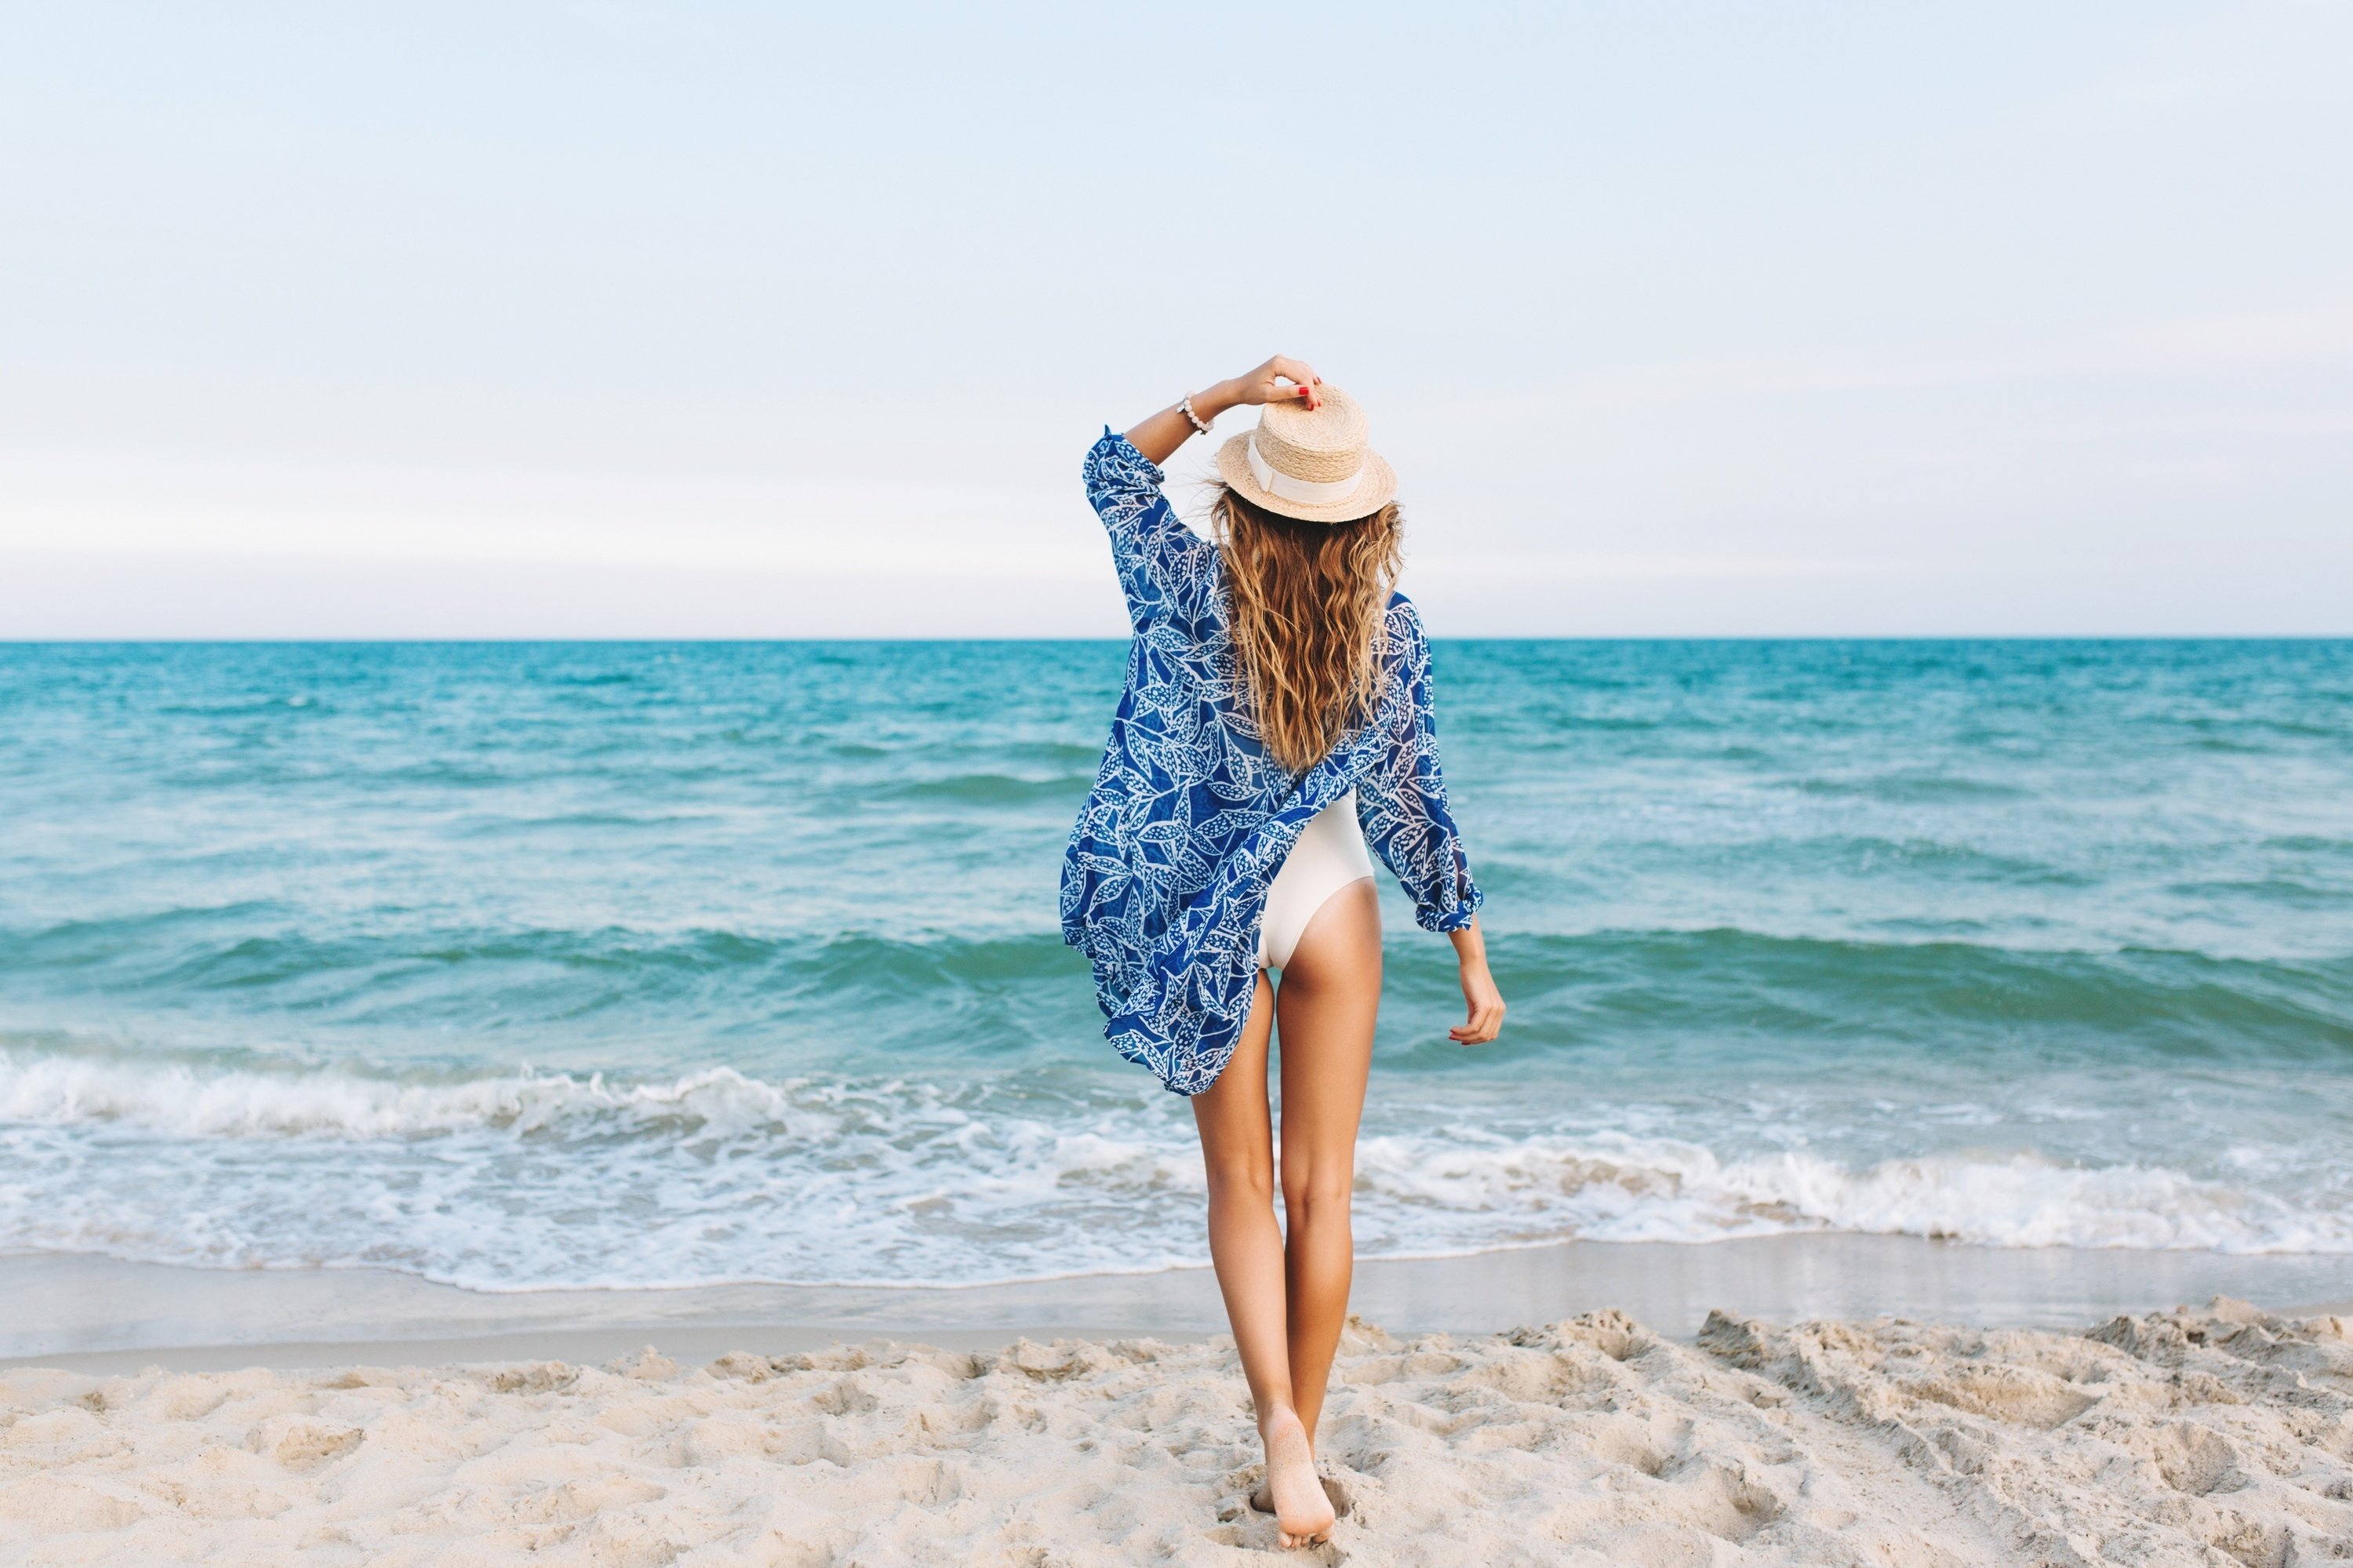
[1256,788,1377,971]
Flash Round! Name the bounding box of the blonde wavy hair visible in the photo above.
[1212,485,1403,774]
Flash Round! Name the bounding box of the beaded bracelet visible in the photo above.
[1179,395,1213,436]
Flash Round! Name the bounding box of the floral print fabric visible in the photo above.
[1060,431,1483,1094]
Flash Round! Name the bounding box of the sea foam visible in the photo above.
[2,1048,2345,1293]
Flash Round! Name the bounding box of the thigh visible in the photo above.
[1274,879,1382,1174]
[1192,970,1278,1177]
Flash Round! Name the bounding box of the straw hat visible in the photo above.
[1213,385,1397,524]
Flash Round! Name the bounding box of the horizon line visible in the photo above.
[6,634,2351,648]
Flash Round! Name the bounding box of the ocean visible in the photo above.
[1,639,2348,1297]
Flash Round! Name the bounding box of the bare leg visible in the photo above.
[1193,969,1338,1547]
[1193,882,1380,1546]
[1275,878,1380,1448]
[1191,973,1292,1428]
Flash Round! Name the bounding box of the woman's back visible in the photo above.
[1061,420,1482,1094]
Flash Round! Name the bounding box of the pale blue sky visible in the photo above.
[2,2,2347,636]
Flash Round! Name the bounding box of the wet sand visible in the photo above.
[10,1237,2353,1373]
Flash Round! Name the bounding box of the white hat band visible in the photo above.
[1247,432,1364,505]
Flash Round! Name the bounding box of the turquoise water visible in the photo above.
[1,640,2348,1290]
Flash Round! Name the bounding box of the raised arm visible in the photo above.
[1123,355,1326,465]
[1086,357,1331,633]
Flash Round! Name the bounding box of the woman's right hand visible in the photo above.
[1452,959,1506,1046]
[1446,915,1504,1045]
[1224,356,1324,412]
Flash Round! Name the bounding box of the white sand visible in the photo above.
[2,1298,2348,1566]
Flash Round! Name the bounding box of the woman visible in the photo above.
[1061,356,1504,1547]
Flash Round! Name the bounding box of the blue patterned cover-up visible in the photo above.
[1060,430,1484,1095]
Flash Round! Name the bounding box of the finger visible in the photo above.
[1272,358,1322,406]
[1267,381,1310,400]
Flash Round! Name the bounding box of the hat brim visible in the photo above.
[1214,432,1397,524]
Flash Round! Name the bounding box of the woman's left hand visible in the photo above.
[1224,355,1324,412]
[1121,357,1326,465]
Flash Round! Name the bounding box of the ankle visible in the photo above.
[1263,1408,1320,1466]
[1259,1403,1304,1441]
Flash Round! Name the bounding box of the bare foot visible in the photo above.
[1261,1406,1336,1548]
[1250,1475,1349,1519]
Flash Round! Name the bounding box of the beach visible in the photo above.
[8,1247,2353,1563]
[4,639,2351,1560]
[7,1293,2351,1565]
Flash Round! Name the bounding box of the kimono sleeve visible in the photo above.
[1082,429,1216,632]
[1355,597,1485,932]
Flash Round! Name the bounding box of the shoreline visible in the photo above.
[11,1235,2352,1373]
